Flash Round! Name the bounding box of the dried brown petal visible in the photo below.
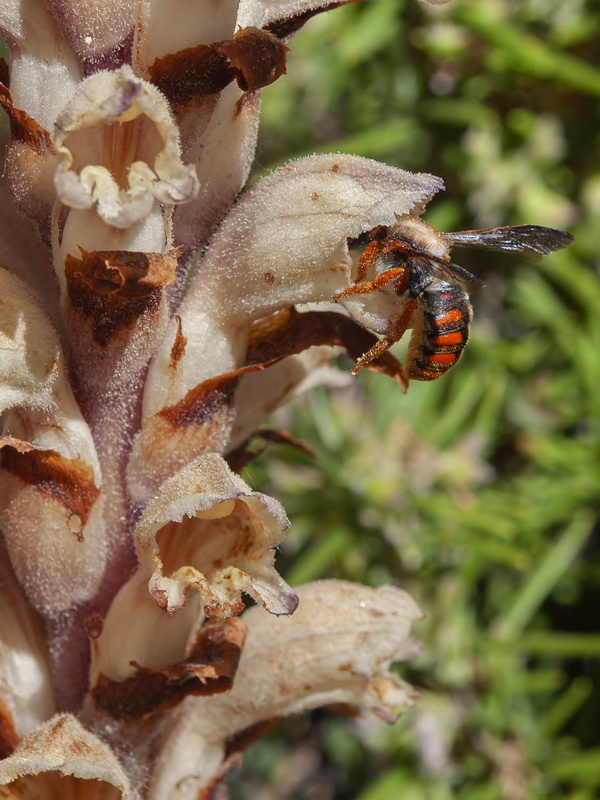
[64,248,176,343]
[127,374,241,502]
[0,82,51,152]
[61,247,179,393]
[226,428,316,474]
[213,27,288,91]
[246,306,407,385]
[148,27,287,105]
[0,442,105,612]
[91,617,246,720]
[265,1,350,40]
[66,247,179,298]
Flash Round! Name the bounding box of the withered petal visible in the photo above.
[127,374,241,502]
[148,27,287,105]
[91,617,246,720]
[0,443,100,524]
[61,243,180,395]
[246,306,408,386]
[64,248,178,347]
[226,428,317,474]
[265,0,352,41]
[214,27,288,92]
[0,82,52,152]
[66,247,179,298]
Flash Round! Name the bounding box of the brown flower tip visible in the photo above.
[91,617,246,720]
[0,83,52,152]
[0,442,105,611]
[0,443,100,529]
[148,27,288,105]
[227,428,317,474]
[65,248,179,298]
[266,1,349,40]
[64,248,178,346]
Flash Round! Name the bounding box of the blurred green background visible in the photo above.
[233,0,600,798]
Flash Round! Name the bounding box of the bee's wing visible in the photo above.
[443,225,573,262]
[421,256,486,292]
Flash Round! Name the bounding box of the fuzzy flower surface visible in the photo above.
[0,0,494,796]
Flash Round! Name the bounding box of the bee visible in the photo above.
[333,219,573,381]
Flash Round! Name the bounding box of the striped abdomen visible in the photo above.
[406,283,472,381]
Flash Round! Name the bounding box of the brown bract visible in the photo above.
[266,1,350,40]
[227,428,317,474]
[246,307,408,388]
[0,82,51,153]
[64,248,178,350]
[148,27,288,105]
[91,617,246,720]
[65,248,179,299]
[0,442,100,528]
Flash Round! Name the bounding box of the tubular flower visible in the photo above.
[0,0,526,795]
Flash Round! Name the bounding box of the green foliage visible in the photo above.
[234,0,600,797]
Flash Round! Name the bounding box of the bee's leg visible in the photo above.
[353,238,412,283]
[351,302,417,374]
[354,240,384,282]
[332,267,409,301]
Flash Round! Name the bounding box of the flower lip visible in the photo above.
[52,66,199,228]
[133,454,298,618]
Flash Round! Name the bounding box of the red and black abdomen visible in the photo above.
[406,283,472,381]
